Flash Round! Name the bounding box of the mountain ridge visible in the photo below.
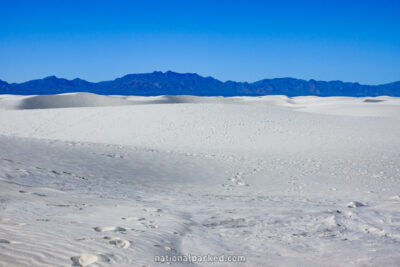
[1,71,399,97]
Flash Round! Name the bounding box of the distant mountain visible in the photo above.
[1,71,399,97]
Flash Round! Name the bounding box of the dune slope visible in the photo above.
[0,94,400,266]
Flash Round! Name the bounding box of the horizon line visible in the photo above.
[1,71,399,86]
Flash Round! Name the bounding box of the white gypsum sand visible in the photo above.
[0,93,400,266]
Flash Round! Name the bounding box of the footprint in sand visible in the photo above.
[71,253,99,266]
[121,217,135,221]
[0,239,21,245]
[71,253,110,266]
[143,207,163,213]
[32,192,47,197]
[142,208,163,217]
[347,201,366,208]
[93,226,127,232]
[121,216,146,221]
[365,227,386,236]
[19,190,47,197]
[154,244,175,252]
[46,203,75,208]
[0,218,26,227]
[106,154,124,159]
[17,167,29,174]
[104,236,130,248]
[390,195,400,200]
[221,184,233,191]
[236,181,248,186]
[140,222,159,229]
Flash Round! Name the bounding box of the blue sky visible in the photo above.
[1,0,399,84]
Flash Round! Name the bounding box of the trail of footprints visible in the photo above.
[72,206,170,266]
[19,190,47,197]
[35,166,87,180]
[221,158,265,191]
[2,158,87,180]
[228,172,249,186]
[222,169,256,191]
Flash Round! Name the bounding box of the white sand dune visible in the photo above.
[1,93,399,118]
[0,93,134,110]
[0,93,292,110]
[0,93,400,266]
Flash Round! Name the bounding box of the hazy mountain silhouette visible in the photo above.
[1,71,399,97]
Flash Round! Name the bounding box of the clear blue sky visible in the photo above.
[1,0,399,84]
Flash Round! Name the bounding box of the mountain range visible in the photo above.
[1,71,399,97]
